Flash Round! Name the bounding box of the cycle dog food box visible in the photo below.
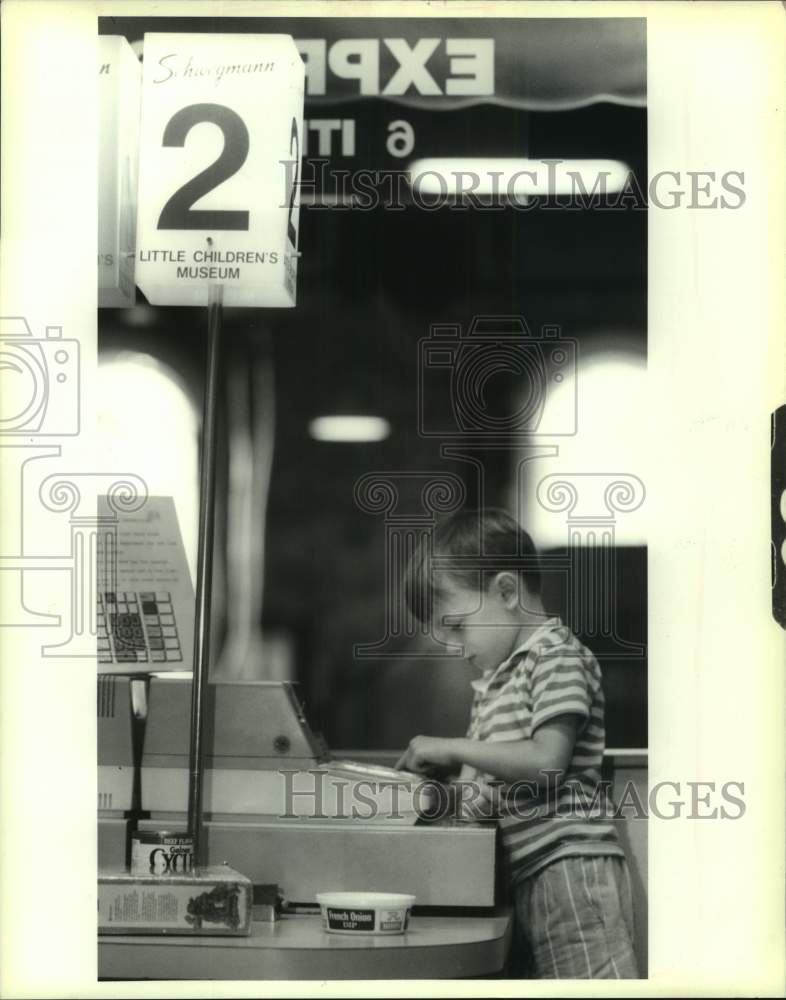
[98,865,252,936]
[316,892,415,935]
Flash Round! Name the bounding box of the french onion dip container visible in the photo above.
[315,891,415,935]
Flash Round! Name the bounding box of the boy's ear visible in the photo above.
[492,571,519,608]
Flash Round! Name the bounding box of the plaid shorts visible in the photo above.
[510,855,639,979]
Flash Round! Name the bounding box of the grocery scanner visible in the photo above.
[130,677,498,907]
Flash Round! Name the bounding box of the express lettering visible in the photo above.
[295,38,494,97]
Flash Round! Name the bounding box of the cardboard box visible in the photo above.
[98,865,252,936]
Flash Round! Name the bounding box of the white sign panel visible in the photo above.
[98,36,141,308]
[96,495,195,675]
[135,34,304,308]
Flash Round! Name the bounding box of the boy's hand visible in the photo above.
[395,736,460,777]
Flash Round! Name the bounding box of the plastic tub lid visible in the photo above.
[316,891,416,907]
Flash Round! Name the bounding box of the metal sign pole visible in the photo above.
[187,283,223,868]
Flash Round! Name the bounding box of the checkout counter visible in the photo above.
[98,675,510,979]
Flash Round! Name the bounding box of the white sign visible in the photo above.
[96,495,195,675]
[98,36,141,308]
[135,33,304,308]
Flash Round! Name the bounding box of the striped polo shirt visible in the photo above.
[464,617,623,885]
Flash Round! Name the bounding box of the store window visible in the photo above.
[516,343,648,549]
[98,350,199,584]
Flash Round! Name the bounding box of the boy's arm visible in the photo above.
[395,715,582,787]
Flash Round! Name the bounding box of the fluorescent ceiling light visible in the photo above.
[309,415,391,442]
[408,158,632,198]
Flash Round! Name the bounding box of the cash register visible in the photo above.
[131,676,498,907]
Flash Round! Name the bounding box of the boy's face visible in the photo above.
[432,575,523,673]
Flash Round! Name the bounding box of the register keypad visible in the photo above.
[97,591,183,665]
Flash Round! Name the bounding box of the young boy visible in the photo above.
[396,507,638,979]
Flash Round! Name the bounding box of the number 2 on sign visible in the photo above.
[157,103,250,231]
[156,104,301,245]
